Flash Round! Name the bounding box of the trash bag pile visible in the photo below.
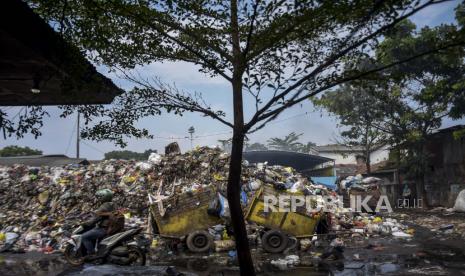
[339,174,382,191]
[331,212,414,238]
[0,147,231,252]
[242,162,336,197]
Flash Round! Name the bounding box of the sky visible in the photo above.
[1,0,464,160]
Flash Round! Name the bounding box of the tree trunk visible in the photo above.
[227,130,255,275]
[366,153,371,175]
[419,142,428,208]
[227,71,255,275]
[364,124,371,175]
[228,0,255,274]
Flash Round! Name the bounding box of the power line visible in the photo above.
[148,113,312,140]
[70,112,312,149]
[72,111,312,156]
[80,140,105,154]
[194,131,232,138]
[65,118,78,155]
[268,112,310,125]
[151,130,233,140]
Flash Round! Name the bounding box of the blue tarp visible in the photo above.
[311,176,337,190]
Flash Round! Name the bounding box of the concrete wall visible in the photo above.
[371,146,390,164]
[372,170,401,209]
[318,152,359,164]
[319,146,389,166]
[424,130,465,207]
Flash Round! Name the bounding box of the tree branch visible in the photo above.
[243,0,261,57]
[87,0,234,82]
[247,39,465,133]
[247,0,450,128]
[116,70,234,128]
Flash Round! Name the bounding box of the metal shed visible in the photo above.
[0,0,122,106]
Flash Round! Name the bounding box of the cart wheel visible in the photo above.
[261,230,288,253]
[186,230,213,253]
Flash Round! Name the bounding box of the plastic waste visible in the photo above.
[300,238,312,251]
[135,162,152,172]
[148,152,162,165]
[439,224,454,231]
[248,180,261,191]
[392,231,412,238]
[5,232,19,244]
[214,240,235,252]
[362,177,381,184]
[453,189,465,212]
[218,193,230,219]
[271,255,300,270]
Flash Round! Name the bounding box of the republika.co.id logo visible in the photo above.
[263,195,395,213]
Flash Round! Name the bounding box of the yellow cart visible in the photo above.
[245,184,323,253]
[150,186,222,252]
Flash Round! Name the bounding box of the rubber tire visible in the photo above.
[186,230,213,253]
[64,244,84,266]
[261,230,288,253]
[127,245,146,266]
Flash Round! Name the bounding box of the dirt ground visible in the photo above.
[1,209,465,276]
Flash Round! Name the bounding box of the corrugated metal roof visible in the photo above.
[431,124,465,135]
[243,150,333,171]
[0,0,122,106]
[0,155,88,166]
[314,144,365,152]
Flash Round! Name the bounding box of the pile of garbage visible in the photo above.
[0,147,336,254]
[332,213,413,238]
[0,146,413,258]
[339,175,382,191]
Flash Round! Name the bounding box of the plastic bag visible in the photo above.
[207,196,221,217]
[453,189,465,212]
[218,193,230,219]
[135,162,152,172]
[148,152,162,165]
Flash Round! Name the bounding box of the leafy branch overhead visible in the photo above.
[24,0,465,147]
[314,18,465,173]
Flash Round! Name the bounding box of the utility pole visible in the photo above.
[76,111,80,159]
[188,126,195,149]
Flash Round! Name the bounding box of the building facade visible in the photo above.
[314,144,390,176]
[422,125,465,207]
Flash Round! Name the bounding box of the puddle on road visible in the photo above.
[1,228,465,276]
[64,264,196,276]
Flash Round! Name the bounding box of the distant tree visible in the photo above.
[313,82,387,174]
[267,133,317,153]
[245,142,268,151]
[373,18,465,201]
[104,149,157,160]
[0,145,42,157]
[267,132,303,152]
[298,141,318,154]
